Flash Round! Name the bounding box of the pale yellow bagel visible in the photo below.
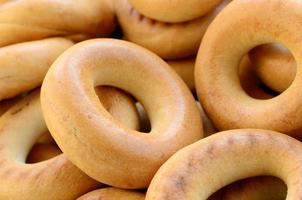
[0,91,99,199]
[222,176,286,200]
[249,43,296,93]
[77,188,145,200]
[0,0,115,46]
[128,0,223,23]
[0,38,73,100]
[146,129,302,199]
[41,39,203,188]
[26,143,62,163]
[115,0,230,59]
[0,86,140,199]
[195,0,302,137]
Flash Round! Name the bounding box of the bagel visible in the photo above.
[0,0,115,46]
[0,85,140,199]
[0,37,73,100]
[0,91,99,199]
[41,39,203,188]
[26,143,62,163]
[146,129,302,199]
[77,188,145,200]
[195,0,302,137]
[249,43,296,93]
[115,0,230,59]
[222,176,286,200]
[128,0,223,23]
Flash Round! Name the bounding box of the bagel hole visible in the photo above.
[135,102,151,133]
[208,176,287,199]
[239,55,279,100]
[240,43,297,99]
[95,86,151,133]
[26,131,62,164]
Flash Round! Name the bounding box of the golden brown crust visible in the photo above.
[146,129,302,199]
[77,188,145,200]
[128,0,223,23]
[41,39,203,188]
[115,0,231,59]
[0,0,116,46]
[249,43,296,93]
[195,0,302,137]
[0,38,73,100]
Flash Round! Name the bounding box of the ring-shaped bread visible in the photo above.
[146,129,302,199]
[41,39,203,188]
[0,91,99,199]
[0,87,139,199]
[195,0,302,137]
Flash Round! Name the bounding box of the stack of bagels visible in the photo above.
[0,0,301,199]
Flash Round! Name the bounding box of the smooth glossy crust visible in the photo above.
[146,129,302,199]
[41,39,203,188]
[195,0,302,137]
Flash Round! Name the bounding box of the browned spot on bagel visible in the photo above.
[247,133,257,146]
[175,175,186,193]
[206,144,216,159]
[227,137,235,145]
